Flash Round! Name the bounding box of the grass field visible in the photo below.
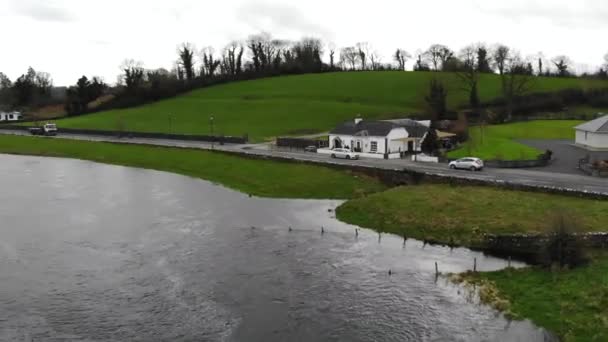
[447,120,583,160]
[50,72,607,141]
[459,252,608,342]
[0,135,385,199]
[336,184,608,246]
[337,183,608,340]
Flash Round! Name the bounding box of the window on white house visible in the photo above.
[370,141,378,153]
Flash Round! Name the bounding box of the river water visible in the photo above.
[0,154,555,341]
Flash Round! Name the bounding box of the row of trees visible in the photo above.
[423,43,537,123]
[4,32,608,115]
[0,67,54,110]
[65,76,107,115]
[412,43,586,78]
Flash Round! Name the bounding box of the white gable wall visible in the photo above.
[386,127,409,154]
[576,129,608,149]
[0,112,22,121]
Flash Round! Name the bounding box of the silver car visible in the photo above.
[449,157,484,171]
[330,148,360,160]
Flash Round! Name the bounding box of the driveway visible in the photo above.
[518,139,608,175]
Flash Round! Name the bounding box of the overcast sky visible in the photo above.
[1,0,607,86]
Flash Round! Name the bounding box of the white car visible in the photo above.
[330,148,360,160]
[449,157,484,171]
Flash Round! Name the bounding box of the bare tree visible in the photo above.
[369,50,381,70]
[34,72,53,95]
[200,47,221,78]
[394,49,411,70]
[328,42,337,69]
[535,51,546,76]
[425,44,453,71]
[457,45,480,110]
[356,42,370,70]
[492,44,510,75]
[119,59,145,92]
[222,41,244,75]
[502,53,536,121]
[178,43,196,81]
[552,55,572,77]
[248,32,275,72]
[340,47,359,70]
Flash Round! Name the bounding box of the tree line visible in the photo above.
[0,67,55,111]
[2,33,608,117]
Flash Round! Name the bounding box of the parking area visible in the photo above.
[518,139,608,175]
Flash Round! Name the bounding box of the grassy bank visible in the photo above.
[457,252,608,342]
[447,120,582,160]
[337,184,608,340]
[0,135,385,199]
[336,184,608,247]
[46,72,606,141]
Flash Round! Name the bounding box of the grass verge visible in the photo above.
[454,252,608,342]
[447,120,582,160]
[336,184,608,341]
[0,135,386,199]
[336,184,608,247]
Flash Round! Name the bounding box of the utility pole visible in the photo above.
[210,115,215,149]
[168,113,172,134]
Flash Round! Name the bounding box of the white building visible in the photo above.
[0,111,23,122]
[326,118,430,159]
[574,114,608,150]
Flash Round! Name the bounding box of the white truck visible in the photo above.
[29,123,58,136]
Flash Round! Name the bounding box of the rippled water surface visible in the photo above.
[0,155,555,341]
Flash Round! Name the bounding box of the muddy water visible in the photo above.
[0,155,554,341]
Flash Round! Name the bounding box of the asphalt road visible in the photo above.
[2,129,607,196]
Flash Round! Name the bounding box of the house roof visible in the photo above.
[575,114,608,133]
[330,120,400,137]
[330,119,429,138]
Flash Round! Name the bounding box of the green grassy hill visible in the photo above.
[54,71,607,141]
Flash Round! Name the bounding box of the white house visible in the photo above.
[325,118,430,159]
[574,114,608,150]
[0,111,23,122]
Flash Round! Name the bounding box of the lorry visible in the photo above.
[29,123,58,136]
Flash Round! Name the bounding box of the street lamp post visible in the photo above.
[168,113,172,134]
[210,115,215,149]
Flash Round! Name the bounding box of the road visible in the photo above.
[2,129,607,196]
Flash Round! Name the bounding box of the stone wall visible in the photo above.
[483,232,608,262]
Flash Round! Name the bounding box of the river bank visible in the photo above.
[0,135,385,199]
[454,252,608,342]
[1,135,606,340]
[0,154,552,341]
[335,185,608,341]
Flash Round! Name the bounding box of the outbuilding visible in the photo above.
[0,111,23,122]
[574,114,608,150]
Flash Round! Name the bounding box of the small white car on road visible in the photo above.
[330,148,360,160]
[449,157,484,171]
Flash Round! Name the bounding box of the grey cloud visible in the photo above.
[475,0,608,29]
[237,2,331,38]
[12,0,75,23]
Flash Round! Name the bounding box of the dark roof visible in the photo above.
[330,120,398,136]
[330,119,429,138]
